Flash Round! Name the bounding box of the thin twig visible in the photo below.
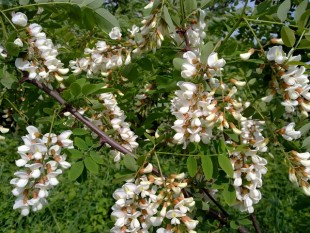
[219,0,249,50]
[202,188,229,217]
[23,76,135,157]
[250,214,261,233]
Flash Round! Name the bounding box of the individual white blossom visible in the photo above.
[12,12,28,27]
[207,52,226,69]
[280,122,301,141]
[267,46,287,64]
[240,48,255,60]
[109,27,122,40]
[14,38,23,47]
[144,0,154,9]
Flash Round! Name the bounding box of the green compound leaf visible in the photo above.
[124,154,138,172]
[277,0,291,22]
[218,154,234,178]
[68,160,84,181]
[200,41,214,64]
[84,157,99,173]
[281,26,295,47]
[74,137,89,150]
[70,82,81,98]
[173,58,185,70]
[201,154,213,180]
[294,0,308,23]
[223,184,236,205]
[90,151,104,164]
[187,156,197,177]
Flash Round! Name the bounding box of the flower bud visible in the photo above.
[240,48,255,60]
[12,12,28,27]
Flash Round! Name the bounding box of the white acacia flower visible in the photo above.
[240,48,254,60]
[267,46,287,64]
[0,125,9,133]
[12,12,28,27]
[166,209,184,225]
[14,38,23,47]
[207,52,226,69]
[109,27,122,40]
[281,122,301,141]
[144,0,154,9]
[182,216,199,230]
[13,195,30,216]
[95,41,108,52]
[128,25,139,37]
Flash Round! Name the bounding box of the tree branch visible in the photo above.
[202,188,229,217]
[250,214,261,233]
[24,77,135,157]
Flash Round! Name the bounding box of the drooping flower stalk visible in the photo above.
[10,126,73,216]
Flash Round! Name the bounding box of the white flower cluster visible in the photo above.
[171,11,269,214]
[171,72,247,149]
[184,9,207,51]
[240,119,268,152]
[227,120,268,213]
[111,163,198,232]
[98,93,138,161]
[171,81,215,149]
[289,151,310,195]
[69,27,133,77]
[12,12,69,85]
[230,149,267,213]
[133,8,164,54]
[264,46,310,116]
[10,126,73,216]
[181,50,226,80]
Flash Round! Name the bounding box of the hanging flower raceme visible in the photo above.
[264,45,310,117]
[171,50,247,149]
[230,148,267,213]
[288,151,310,195]
[12,13,69,86]
[96,93,138,162]
[10,126,73,216]
[228,119,268,213]
[69,27,134,77]
[132,1,165,54]
[111,163,198,232]
[170,9,269,215]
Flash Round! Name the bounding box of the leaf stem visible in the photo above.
[0,14,8,39]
